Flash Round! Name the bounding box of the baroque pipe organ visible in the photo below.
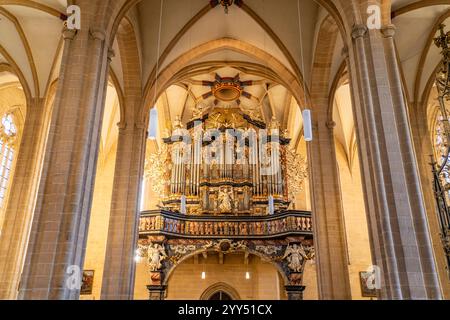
[141,104,313,300]
[151,108,303,215]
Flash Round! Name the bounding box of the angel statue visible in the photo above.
[218,188,233,213]
[282,244,308,272]
[147,243,167,272]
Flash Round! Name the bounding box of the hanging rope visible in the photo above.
[297,0,313,142]
[152,0,165,110]
[297,0,308,110]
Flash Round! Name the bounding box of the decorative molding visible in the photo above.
[138,210,313,239]
[135,121,147,130]
[137,237,314,289]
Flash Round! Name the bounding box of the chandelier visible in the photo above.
[431,24,450,278]
[210,0,243,14]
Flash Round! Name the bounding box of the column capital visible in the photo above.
[326,120,336,130]
[117,121,147,133]
[135,121,147,131]
[351,24,368,39]
[117,121,127,131]
[107,48,116,63]
[381,24,396,38]
[89,28,106,41]
[62,26,77,41]
[341,46,349,58]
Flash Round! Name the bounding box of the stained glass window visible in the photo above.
[2,114,17,137]
[0,114,17,208]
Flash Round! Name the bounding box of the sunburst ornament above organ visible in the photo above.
[200,73,258,105]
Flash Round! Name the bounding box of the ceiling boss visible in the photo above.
[210,0,244,14]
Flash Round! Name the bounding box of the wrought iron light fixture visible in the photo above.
[431,24,450,278]
[210,0,243,14]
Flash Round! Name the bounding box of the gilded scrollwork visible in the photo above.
[285,148,308,203]
[255,245,282,256]
[145,144,171,201]
[138,237,314,289]
[202,239,247,253]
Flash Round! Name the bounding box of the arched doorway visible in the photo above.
[200,283,240,301]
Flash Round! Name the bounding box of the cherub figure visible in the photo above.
[282,244,308,272]
[147,243,167,272]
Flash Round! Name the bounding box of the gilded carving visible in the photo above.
[282,244,314,272]
[145,145,170,201]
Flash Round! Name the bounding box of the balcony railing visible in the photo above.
[139,210,313,239]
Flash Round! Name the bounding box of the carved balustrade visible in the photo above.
[139,210,313,239]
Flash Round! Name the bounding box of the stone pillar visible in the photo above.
[17,3,113,299]
[100,122,147,300]
[308,90,352,299]
[347,24,442,299]
[285,286,305,300]
[147,285,167,300]
[0,98,46,299]
[146,270,167,300]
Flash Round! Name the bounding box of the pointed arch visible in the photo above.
[200,283,241,300]
[0,48,31,106]
[116,16,142,125]
[0,7,39,97]
[141,38,308,123]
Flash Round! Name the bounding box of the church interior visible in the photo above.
[0,0,449,300]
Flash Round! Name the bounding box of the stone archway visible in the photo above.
[138,238,314,300]
[200,282,241,301]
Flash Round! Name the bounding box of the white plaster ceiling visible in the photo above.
[136,0,319,88]
[0,1,66,97]
[393,5,450,101]
[32,0,67,12]
[3,5,63,95]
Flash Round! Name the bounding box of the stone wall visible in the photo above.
[336,142,374,300]
[81,143,118,300]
